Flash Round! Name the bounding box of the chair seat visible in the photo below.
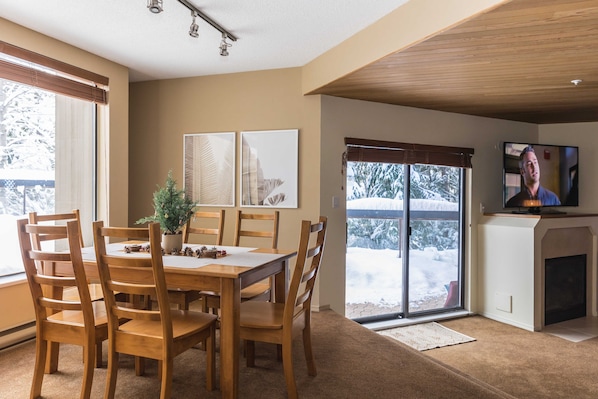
[240,301,285,330]
[201,282,271,301]
[120,310,217,338]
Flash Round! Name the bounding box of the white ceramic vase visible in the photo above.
[161,232,183,254]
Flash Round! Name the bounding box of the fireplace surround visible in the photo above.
[478,213,598,331]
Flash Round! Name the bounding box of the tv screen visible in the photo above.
[503,142,578,213]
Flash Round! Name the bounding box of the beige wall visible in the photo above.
[129,68,322,293]
[0,18,129,334]
[320,96,538,313]
[5,0,598,335]
[129,72,540,314]
[0,280,34,339]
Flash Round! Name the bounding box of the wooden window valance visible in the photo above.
[0,41,108,104]
[345,137,473,168]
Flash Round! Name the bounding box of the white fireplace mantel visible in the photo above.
[477,213,598,331]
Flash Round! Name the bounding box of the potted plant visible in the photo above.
[136,170,196,253]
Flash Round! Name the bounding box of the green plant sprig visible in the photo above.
[136,171,196,234]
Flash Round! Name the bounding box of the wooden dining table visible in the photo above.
[50,242,296,399]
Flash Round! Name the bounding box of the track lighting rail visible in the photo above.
[176,0,237,42]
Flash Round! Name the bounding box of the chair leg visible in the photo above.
[196,296,209,351]
[80,344,94,399]
[281,337,298,399]
[159,359,173,399]
[95,341,103,368]
[105,350,119,399]
[135,357,145,376]
[157,360,163,380]
[45,341,60,373]
[245,340,256,367]
[201,294,209,313]
[303,325,317,376]
[31,338,47,399]
[205,324,216,391]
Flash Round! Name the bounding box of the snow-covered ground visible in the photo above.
[345,246,459,317]
[345,196,460,318]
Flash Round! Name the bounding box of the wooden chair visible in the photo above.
[28,210,103,303]
[93,221,217,398]
[183,209,225,245]
[164,210,226,311]
[200,210,279,314]
[240,216,327,399]
[17,218,108,399]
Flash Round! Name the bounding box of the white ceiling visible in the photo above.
[0,0,409,82]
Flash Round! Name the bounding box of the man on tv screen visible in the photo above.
[506,146,561,208]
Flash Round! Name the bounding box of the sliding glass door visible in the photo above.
[345,162,405,319]
[405,164,463,315]
[344,139,469,323]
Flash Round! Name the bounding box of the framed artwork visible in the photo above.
[240,129,298,208]
[183,132,235,207]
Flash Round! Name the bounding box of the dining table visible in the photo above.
[49,242,296,399]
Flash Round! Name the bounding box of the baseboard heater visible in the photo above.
[0,321,35,350]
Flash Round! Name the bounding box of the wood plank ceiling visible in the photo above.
[309,0,598,124]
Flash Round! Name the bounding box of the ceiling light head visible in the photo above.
[571,79,583,86]
[189,13,199,38]
[147,0,163,14]
[219,33,232,56]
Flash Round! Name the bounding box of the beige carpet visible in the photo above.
[378,322,476,351]
[0,310,512,399]
[429,315,598,399]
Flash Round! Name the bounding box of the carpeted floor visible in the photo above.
[429,315,598,399]
[0,310,511,399]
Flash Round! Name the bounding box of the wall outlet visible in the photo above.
[480,202,485,214]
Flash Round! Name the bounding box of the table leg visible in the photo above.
[273,259,289,360]
[219,278,240,399]
[273,259,289,303]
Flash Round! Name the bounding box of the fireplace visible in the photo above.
[544,254,587,326]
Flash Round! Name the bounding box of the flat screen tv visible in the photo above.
[503,142,578,214]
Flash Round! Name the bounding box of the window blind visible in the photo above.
[0,41,108,104]
[345,137,473,168]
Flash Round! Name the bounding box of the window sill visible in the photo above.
[0,273,26,288]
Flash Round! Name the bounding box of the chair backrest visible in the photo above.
[183,209,225,245]
[283,216,327,323]
[16,218,95,329]
[92,221,174,342]
[29,210,84,249]
[233,210,279,249]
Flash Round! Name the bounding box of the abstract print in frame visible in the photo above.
[184,132,235,207]
[240,129,298,208]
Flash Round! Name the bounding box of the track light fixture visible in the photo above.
[147,0,163,14]
[146,0,237,56]
[189,12,199,38]
[219,33,231,56]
